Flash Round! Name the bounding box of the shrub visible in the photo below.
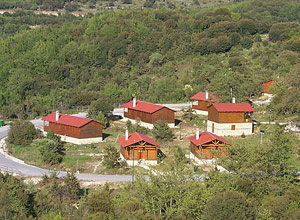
[46,129,64,154]
[241,37,253,49]
[7,120,37,145]
[229,56,243,68]
[153,120,174,142]
[103,145,120,169]
[94,111,109,128]
[31,139,63,165]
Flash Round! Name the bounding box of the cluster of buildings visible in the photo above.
[41,81,275,167]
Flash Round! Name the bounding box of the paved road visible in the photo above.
[0,104,191,180]
[0,114,131,182]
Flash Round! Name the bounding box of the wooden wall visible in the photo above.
[45,122,81,138]
[124,109,152,123]
[191,142,200,158]
[192,100,211,111]
[208,106,220,122]
[208,106,252,123]
[79,121,103,138]
[121,142,158,160]
[152,107,174,124]
[124,107,174,124]
[191,141,227,159]
[44,121,102,139]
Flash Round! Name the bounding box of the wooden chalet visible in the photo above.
[189,130,231,160]
[207,103,255,136]
[118,131,160,165]
[122,98,176,128]
[190,91,219,115]
[262,80,275,95]
[42,112,103,144]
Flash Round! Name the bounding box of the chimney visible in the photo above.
[55,111,59,121]
[232,97,236,103]
[205,91,209,100]
[133,98,136,108]
[125,130,129,141]
[196,128,200,140]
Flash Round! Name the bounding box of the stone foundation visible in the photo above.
[207,120,253,136]
[42,129,103,145]
[189,152,216,165]
[120,153,158,166]
[60,135,103,145]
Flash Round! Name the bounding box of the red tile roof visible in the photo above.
[42,112,94,128]
[118,132,160,148]
[210,103,255,112]
[262,80,275,94]
[188,131,231,146]
[190,92,219,102]
[122,100,175,114]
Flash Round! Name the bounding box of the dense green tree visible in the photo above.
[63,172,81,201]
[94,111,109,128]
[88,95,114,118]
[0,173,31,219]
[32,139,63,165]
[269,23,299,42]
[152,120,174,142]
[203,191,256,220]
[103,145,120,168]
[7,120,37,145]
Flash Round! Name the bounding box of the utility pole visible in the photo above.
[260,129,265,144]
[132,146,135,182]
[179,122,182,141]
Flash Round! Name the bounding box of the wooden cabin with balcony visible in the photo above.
[207,103,255,136]
[122,98,176,128]
[189,131,231,160]
[118,131,160,165]
[42,112,103,144]
[190,91,219,115]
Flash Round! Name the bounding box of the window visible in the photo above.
[45,121,49,126]
[245,112,251,119]
[231,125,235,130]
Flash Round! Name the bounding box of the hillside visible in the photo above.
[0,0,299,119]
[1,1,300,220]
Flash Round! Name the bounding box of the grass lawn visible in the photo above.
[7,122,156,175]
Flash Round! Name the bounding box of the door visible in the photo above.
[212,123,214,133]
[138,149,143,160]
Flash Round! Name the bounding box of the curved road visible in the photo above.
[0,113,131,182]
[0,104,192,181]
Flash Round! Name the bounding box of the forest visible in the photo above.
[2,125,300,219]
[1,0,300,218]
[0,0,299,120]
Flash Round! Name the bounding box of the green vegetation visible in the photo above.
[153,120,174,142]
[0,10,81,37]
[0,4,295,119]
[0,1,298,120]
[102,145,120,168]
[1,0,300,219]
[3,117,300,220]
[31,139,63,165]
[7,120,37,145]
